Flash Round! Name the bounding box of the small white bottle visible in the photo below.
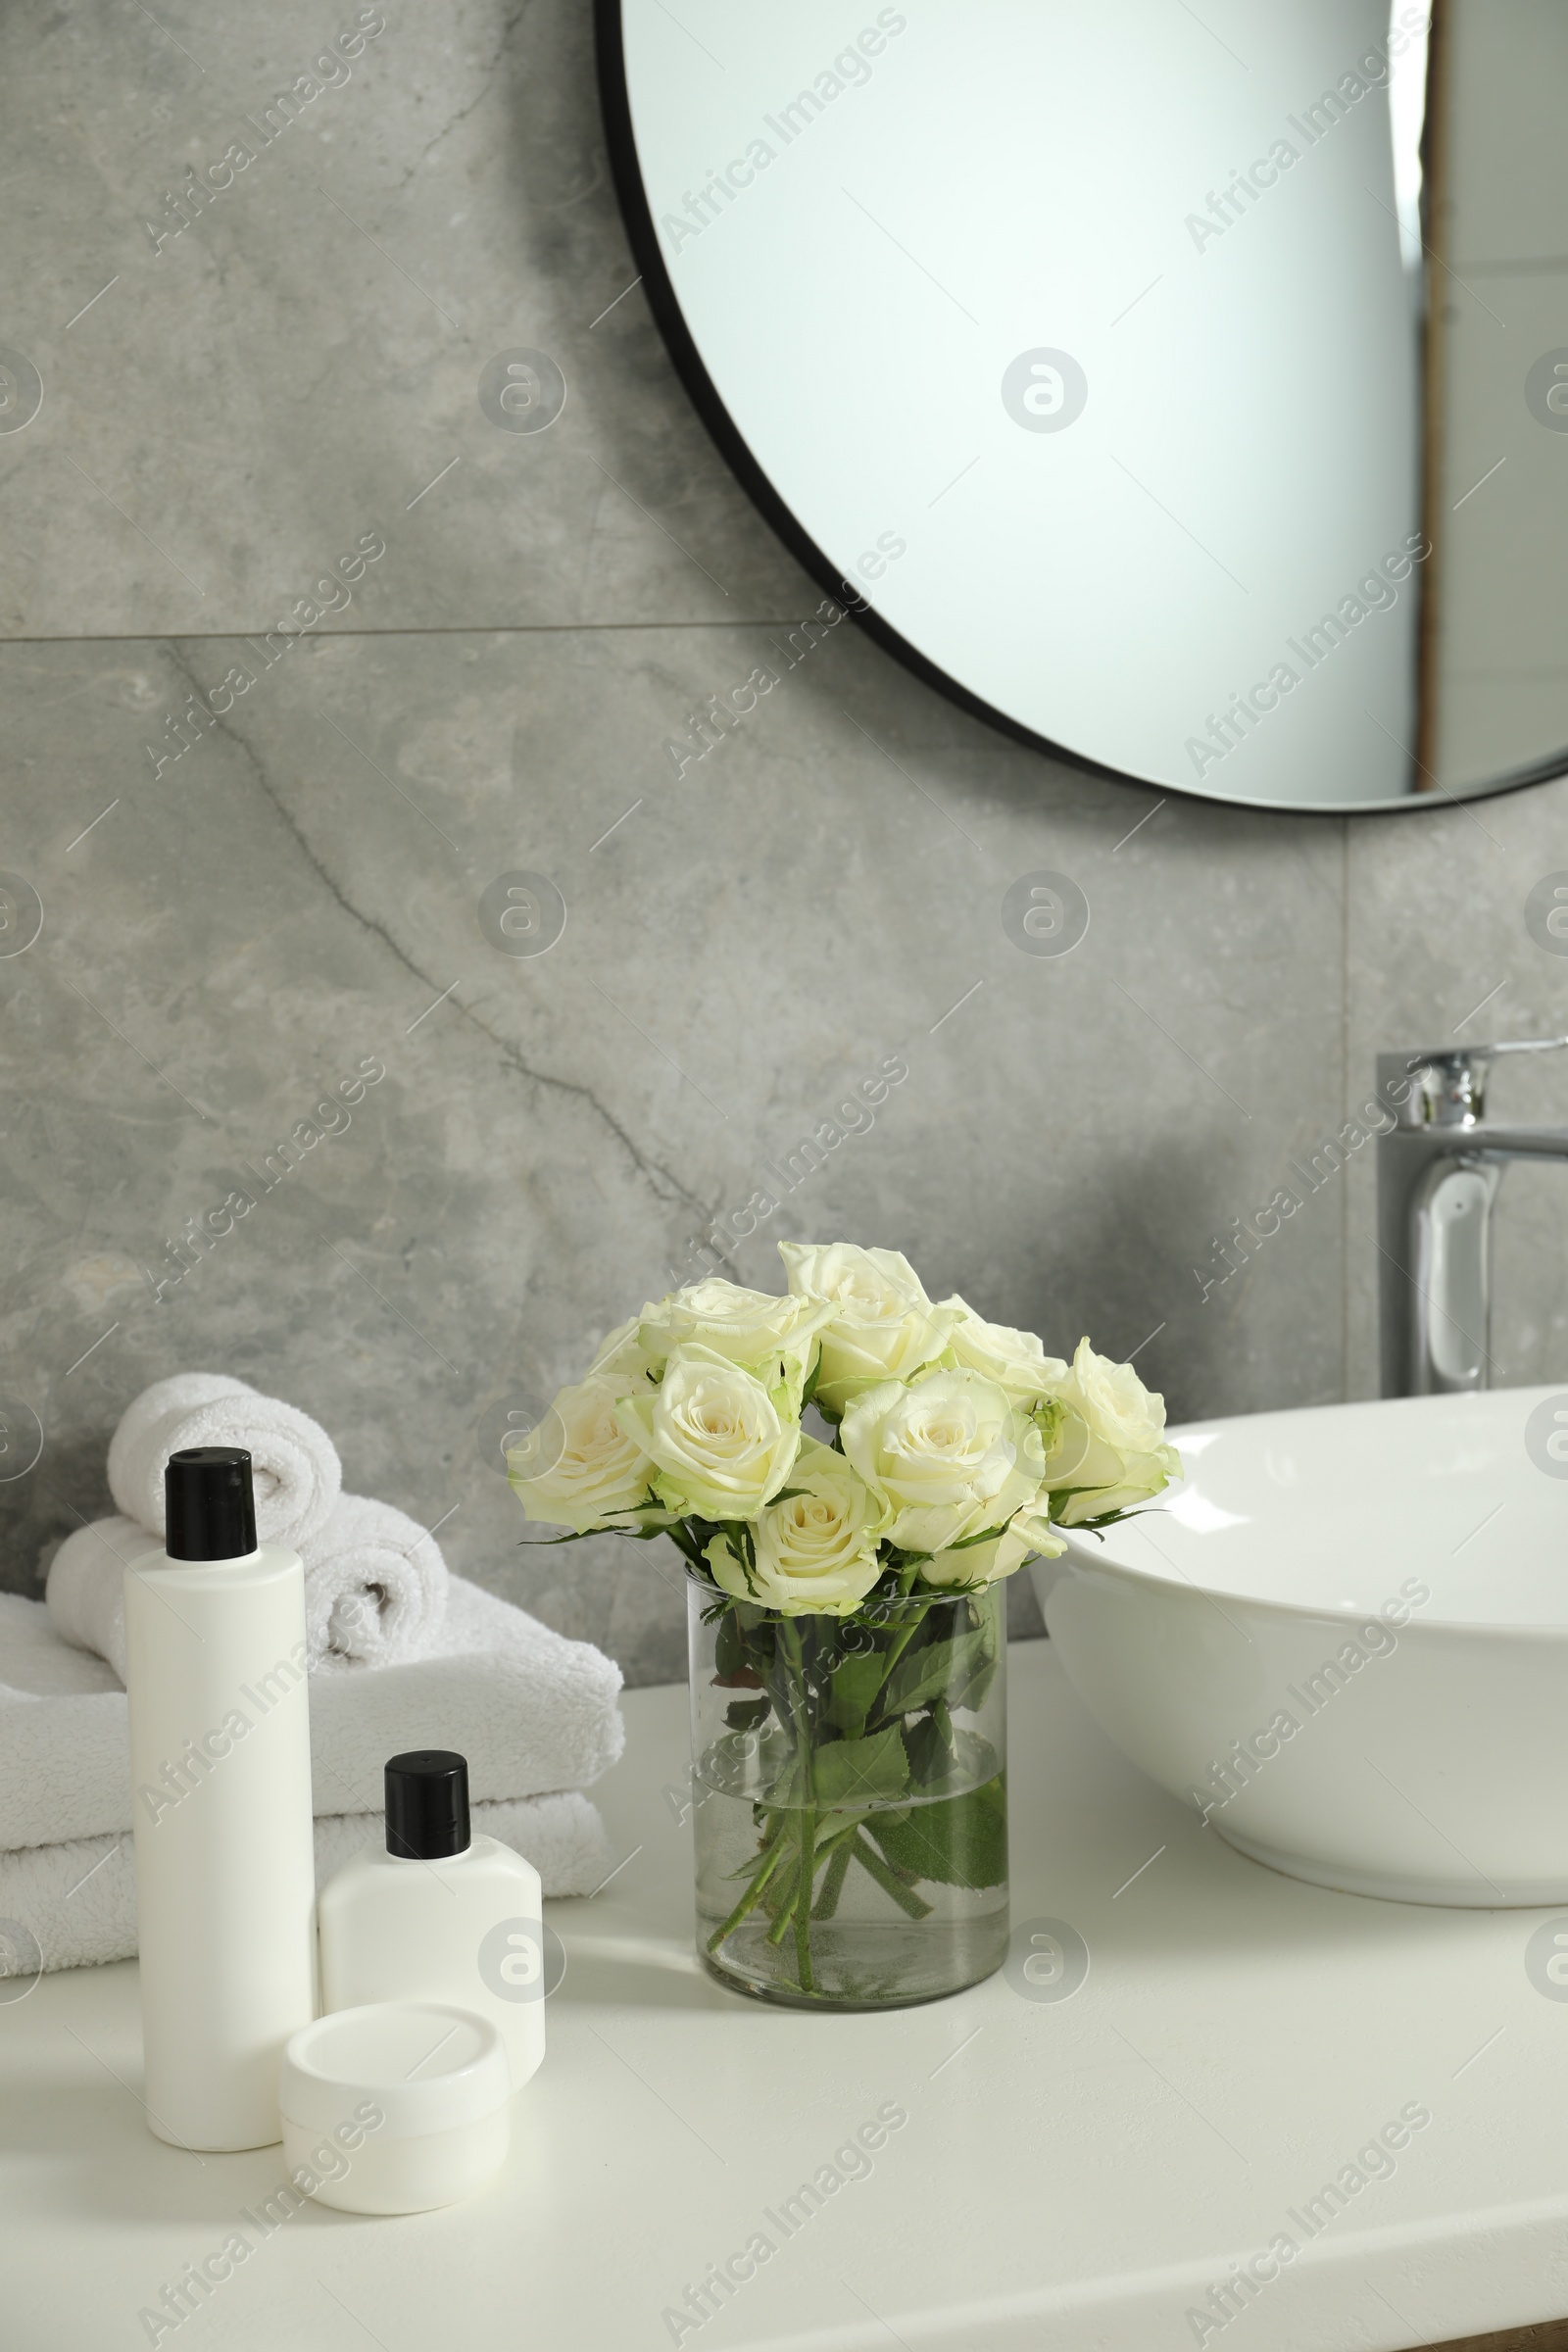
[318,1751,546,2094]
[124,1446,317,2152]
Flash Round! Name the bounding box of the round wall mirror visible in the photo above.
[600,2,1568,812]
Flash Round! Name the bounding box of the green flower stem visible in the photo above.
[778,1620,811,1741]
[706,1827,793,1952]
[810,1837,854,1920]
[764,1847,804,1943]
[851,1829,934,1919]
[868,1576,929,1706]
[793,1809,817,1989]
[812,1815,866,1859]
[776,1621,821,1989]
[743,1806,863,1947]
[862,1831,920,1887]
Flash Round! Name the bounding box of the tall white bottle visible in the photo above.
[124,1446,317,2151]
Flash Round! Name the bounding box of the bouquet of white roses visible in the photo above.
[510,1242,1178,1999]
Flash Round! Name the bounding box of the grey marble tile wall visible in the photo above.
[0,3,1557,1685]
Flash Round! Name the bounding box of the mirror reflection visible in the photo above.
[611,2,1568,810]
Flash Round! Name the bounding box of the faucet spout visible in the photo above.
[1377,1043,1568,1396]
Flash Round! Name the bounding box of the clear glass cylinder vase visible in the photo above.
[687,1573,1009,2009]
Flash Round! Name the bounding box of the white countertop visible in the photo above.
[4,1642,1567,2352]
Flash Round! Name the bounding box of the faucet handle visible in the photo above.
[1382,1037,1568,1127]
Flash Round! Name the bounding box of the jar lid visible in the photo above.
[280,2003,509,2139]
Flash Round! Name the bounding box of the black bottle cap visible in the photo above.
[385,1750,470,1860]
[165,1446,258,1561]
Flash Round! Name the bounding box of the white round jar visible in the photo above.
[278,2002,511,2215]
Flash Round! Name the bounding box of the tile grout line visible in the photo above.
[0,618,884,646]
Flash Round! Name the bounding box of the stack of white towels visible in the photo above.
[6,1373,624,1973]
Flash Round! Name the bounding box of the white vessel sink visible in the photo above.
[1032,1386,1568,1906]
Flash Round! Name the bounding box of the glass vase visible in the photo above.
[687,1572,1009,2009]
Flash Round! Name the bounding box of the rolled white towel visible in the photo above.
[106,1372,340,1551]
[48,1496,449,1679]
[301,1494,448,1671]
[45,1517,162,1684]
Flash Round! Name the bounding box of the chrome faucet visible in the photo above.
[1377,1038,1568,1396]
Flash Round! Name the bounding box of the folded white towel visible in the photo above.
[106,1372,340,1550]
[2,1791,615,1974]
[305,1577,625,1820]
[3,1582,624,1853]
[0,1592,122,1696]
[48,1495,449,1679]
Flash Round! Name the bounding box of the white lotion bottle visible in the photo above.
[318,1750,546,2094]
[124,1446,317,2151]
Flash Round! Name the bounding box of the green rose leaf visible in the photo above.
[724,1695,771,1733]
[870,1776,1007,1889]
[956,1636,1000,1718]
[713,1602,774,1682]
[825,1650,887,1739]
[902,1711,956,1789]
[903,1719,999,1793]
[809,1727,909,1808]
[713,1606,750,1681]
[951,1728,1000,1787]
[882,1623,994,1718]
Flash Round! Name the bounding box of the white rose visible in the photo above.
[925,1499,1065,1588]
[940,1294,1068,1406]
[587,1317,646,1381]
[612,1344,800,1522]
[635,1278,835,1412]
[705,1438,888,1616]
[778,1241,959,1416]
[840,1366,1045,1556]
[1040,1338,1181,1524]
[508,1376,659,1533]
[1052,1450,1180,1526]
